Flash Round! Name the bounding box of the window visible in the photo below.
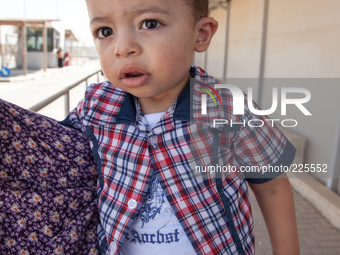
[27,27,42,51]
[26,27,60,52]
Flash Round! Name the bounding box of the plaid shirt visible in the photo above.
[64,66,296,255]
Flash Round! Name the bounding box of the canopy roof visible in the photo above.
[209,0,229,11]
[0,18,59,26]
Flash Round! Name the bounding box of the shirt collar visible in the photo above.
[115,93,136,124]
[116,67,195,123]
[172,78,192,121]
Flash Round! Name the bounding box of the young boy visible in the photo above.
[62,0,300,254]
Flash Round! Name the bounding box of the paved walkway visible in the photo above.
[1,62,340,254]
[0,60,104,120]
[249,188,340,254]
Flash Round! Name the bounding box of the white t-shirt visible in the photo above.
[120,112,196,255]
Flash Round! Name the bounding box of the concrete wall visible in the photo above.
[205,7,227,78]
[265,0,340,78]
[194,0,340,193]
[226,0,263,78]
[17,52,58,69]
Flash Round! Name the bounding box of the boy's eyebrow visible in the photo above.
[90,16,111,26]
[128,5,171,16]
[90,5,170,25]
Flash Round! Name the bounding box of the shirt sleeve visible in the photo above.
[232,94,296,184]
[59,98,86,133]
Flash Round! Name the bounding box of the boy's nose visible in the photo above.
[114,31,141,58]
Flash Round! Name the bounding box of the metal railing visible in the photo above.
[29,69,102,117]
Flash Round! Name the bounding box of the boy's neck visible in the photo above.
[138,89,180,114]
[138,75,190,115]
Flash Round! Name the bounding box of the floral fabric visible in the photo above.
[0,98,99,255]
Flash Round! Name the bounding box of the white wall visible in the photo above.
[265,0,340,78]
[226,0,263,78]
[205,7,227,78]
[194,0,340,192]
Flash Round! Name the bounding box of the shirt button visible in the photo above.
[149,135,158,148]
[110,241,117,254]
[128,199,137,209]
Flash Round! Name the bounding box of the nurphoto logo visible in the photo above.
[200,84,312,128]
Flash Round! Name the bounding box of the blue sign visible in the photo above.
[0,67,10,77]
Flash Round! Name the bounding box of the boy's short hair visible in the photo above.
[186,0,209,21]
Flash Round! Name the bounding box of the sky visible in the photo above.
[0,0,93,45]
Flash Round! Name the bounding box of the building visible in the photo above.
[0,19,63,74]
[0,19,87,75]
[197,0,340,196]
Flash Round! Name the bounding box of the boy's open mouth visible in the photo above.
[119,66,150,88]
[119,66,148,79]
[125,72,144,78]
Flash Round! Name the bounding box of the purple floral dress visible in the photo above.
[0,98,99,255]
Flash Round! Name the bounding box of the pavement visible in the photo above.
[250,188,340,255]
[0,60,104,120]
[1,61,340,254]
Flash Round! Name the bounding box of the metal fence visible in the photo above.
[29,69,102,117]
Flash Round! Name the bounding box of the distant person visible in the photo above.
[64,52,70,66]
[60,0,300,255]
[57,47,63,68]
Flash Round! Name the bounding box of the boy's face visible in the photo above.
[86,0,206,112]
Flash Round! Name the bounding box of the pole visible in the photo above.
[0,26,3,67]
[23,0,26,18]
[222,0,231,82]
[327,100,340,191]
[56,0,60,19]
[42,22,47,72]
[21,22,27,76]
[257,0,270,106]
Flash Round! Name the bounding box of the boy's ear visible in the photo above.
[195,17,218,53]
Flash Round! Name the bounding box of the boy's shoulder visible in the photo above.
[79,81,133,126]
[191,66,242,125]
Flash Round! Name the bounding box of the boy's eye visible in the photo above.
[141,20,161,30]
[97,27,113,38]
